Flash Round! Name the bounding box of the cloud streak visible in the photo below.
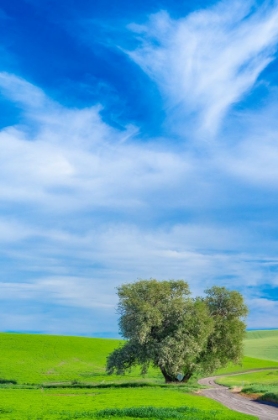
[128,0,278,136]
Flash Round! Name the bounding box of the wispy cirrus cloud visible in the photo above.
[0,72,195,213]
[128,0,278,136]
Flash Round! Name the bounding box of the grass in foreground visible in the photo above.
[0,387,257,420]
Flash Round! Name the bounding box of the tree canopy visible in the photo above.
[106,279,248,382]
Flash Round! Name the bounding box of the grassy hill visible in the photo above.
[0,332,163,385]
[0,333,122,384]
[216,329,278,374]
[1,329,278,419]
[244,330,278,361]
[1,331,278,385]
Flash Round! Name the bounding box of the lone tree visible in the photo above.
[106,279,248,382]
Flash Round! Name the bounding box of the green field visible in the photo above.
[0,333,139,385]
[218,369,278,386]
[244,330,278,361]
[0,387,256,420]
[216,356,278,375]
[0,332,259,420]
[2,330,278,385]
[216,329,278,374]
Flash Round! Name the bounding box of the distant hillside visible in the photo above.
[244,330,278,361]
[0,333,120,384]
[1,330,278,385]
[0,332,161,384]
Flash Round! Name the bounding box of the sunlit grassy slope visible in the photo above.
[1,330,278,384]
[218,369,278,386]
[216,329,278,374]
[244,330,278,361]
[216,356,278,375]
[0,332,162,384]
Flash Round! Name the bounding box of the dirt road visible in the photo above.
[198,376,278,420]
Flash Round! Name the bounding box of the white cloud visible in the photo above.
[0,277,115,309]
[247,298,278,329]
[0,218,36,242]
[0,73,198,213]
[0,220,271,308]
[0,71,276,324]
[128,0,278,136]
[215,97,278,188]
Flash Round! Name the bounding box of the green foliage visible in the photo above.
[196,286,248,373]
[242,384,278,399]
[0,379,17,384]
[259,391,278,403]
[107,279,248,382]
[213,330,278,374]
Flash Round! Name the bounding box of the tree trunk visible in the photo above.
[160,367,177,383]
[182,371,193,382]
[160,367,193,383]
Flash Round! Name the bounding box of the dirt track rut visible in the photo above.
[198,376,278,420]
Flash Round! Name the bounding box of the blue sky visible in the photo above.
[1,0,278,336]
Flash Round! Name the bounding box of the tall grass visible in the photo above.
[96,406,199,419]
[0,386,257,420]
[36,406,256,420]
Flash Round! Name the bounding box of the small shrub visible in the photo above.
[0,378,17,385]
[260,392,278,403]
[0,408,13,414]
[71,379,81,385]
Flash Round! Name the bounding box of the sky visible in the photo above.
[1,0,278,337]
